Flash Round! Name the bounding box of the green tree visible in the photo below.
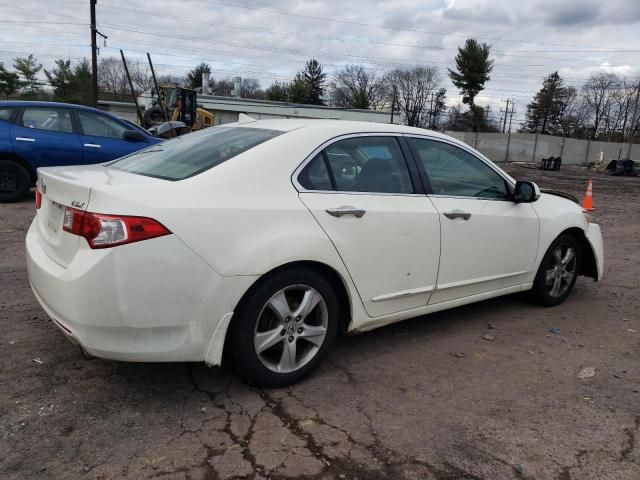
[44,59,73,99]
[13,54,43,95]
[301,59,326,105]
[70,59,92,105]
[288,74,312,103]
[185,62,212,90]
[524,72,573,135]
[448,38,494,131]
[265,81,290,102]
[0,63,20,99]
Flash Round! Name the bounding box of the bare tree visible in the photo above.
[582,73,621,139]
[384,66,443,127]
[329,65,385,109]
[212,78,234,97]
[558,86,589,138]
[616,81,639,142]
[129,61,154,95]
[240,78,262,98]
[98,57,128,98]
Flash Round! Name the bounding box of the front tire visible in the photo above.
[228,268,339,387]
[530,234,581,306]
[0,160,31,203]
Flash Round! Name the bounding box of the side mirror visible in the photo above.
[513,181,540,203]
[123,129,146,142]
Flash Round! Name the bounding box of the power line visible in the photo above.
[24,0,640,61]
[190,0,640,52]
[19,0,639,53]
[0,20,86,25]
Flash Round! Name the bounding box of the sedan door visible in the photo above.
[297,135,441,318]
[407,136,539,304]
[76,110,149,164]
[10,106,83,167]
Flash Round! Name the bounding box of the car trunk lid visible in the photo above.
[36,165,163,267]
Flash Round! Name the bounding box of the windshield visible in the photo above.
[108,126,282,180]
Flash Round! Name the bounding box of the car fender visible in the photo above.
[532,193,602,278]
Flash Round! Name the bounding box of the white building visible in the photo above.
[100,94,396,125]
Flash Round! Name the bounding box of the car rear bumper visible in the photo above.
[26,217,256,363]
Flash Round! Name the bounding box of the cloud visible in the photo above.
[0,0,638,128]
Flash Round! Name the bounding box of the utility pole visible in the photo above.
[502,98,510,133]
[508,101,515,133]
[390,85,397,124]
[428,92,434,129]
[625,81,640,158]
[90,0,107,108]
[90,0,98,107]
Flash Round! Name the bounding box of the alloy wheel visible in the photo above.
[545,244,577,298]
[253,284,328,374]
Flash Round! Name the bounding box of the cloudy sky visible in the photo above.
[1,0,639,125]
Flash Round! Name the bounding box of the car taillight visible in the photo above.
[35,190,42,209]
[62,208,171,248]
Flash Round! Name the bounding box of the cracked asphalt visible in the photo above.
[1,164,639,479]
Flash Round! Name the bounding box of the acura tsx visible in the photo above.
[26,119,604,386]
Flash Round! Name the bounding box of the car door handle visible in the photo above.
[84,143,101,148]
[444,210,471,220]
[325,206,366,218]
[16,137,35,142]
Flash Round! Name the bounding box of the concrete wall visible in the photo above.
[444,131,636,165]
[99,99,637,164]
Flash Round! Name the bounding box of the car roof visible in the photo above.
[0,100,120,116]
[233,118,454,141]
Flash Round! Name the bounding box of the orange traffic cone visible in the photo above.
[582,179,594,211]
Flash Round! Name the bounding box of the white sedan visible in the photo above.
[26,120,604,386]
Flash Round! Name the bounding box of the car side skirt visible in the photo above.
[349,283,533,334]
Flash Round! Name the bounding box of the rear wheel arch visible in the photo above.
[232,260,352,333]
[221,261,352,366]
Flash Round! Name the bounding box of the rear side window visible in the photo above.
[298,136,414,194]
[21,107,73,133]
[298,153,332,191]
[0,107,15,123]
[109,126,282,180]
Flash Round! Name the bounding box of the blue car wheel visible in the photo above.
[0,160,31,202]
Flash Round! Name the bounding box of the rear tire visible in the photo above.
[530,234,581,306]
[227,268,339,387]
[0,160,31,203]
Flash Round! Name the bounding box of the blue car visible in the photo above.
[0,101,162,202]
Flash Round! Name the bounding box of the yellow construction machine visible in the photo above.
[142,83,214,136]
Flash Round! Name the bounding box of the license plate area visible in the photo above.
[47,201,64,234]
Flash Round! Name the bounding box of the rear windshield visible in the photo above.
[108,126,282,180]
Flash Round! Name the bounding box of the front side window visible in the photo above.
[21,108,73,133]
[78,111,128,139]
[109,126,282,180]
[409,138,508,199]
[298,136,413,194]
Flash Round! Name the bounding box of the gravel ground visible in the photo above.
[1,164,639,480]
